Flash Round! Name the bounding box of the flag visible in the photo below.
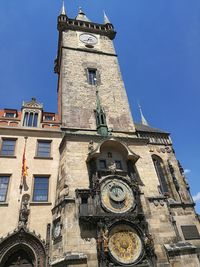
[20,139,28,190]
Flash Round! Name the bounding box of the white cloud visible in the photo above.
[193,192,200,202]
[184,169,191,174]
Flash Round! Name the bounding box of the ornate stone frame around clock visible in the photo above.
[87,138,140,163]
[0,226,48,267]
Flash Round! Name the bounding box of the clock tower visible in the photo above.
[55,7,135,133]
[52,4,200,267]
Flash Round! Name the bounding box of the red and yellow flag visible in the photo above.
[22,147,28,177]
[20,138,28,190]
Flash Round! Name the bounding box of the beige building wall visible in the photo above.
[0,127,62,240]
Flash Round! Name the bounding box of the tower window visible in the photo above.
[0,176,10,202]
[23,112,38,127]
[100,113,105,124]
[33,176,49,202]
[0,138,16,156]
[88,69,97,85]
[152,156,169,194]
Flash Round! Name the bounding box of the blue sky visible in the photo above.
[0,1,199,212]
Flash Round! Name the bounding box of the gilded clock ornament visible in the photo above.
[101,178,134,213]
[108,224,143,265]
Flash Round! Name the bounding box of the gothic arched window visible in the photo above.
[152,155,169,195]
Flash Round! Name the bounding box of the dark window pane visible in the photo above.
[88,69,97,85]
[5,113,15,118]
[115,160,122,170]
[37,141,51,157]
[153,159,169,194]
[100,114,105,124]
[23,112,28,126]
[82,197,88,204]
[33,177,49,202]
[33,113,38,127]
[28,113,33,126]
[44,116,54,121]
[99,159,107,169]
[0,176,9,202]
[1,139,16,156]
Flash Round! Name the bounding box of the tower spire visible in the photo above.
[138,103,149,126]
[103,10,111,24]
[95,87,108,136]
[60,1,66,16]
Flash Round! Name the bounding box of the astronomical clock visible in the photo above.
[101,178,135,214]
[108,224,143,265]
[76,142,156,266]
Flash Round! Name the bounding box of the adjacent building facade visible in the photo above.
[0,5,199,267]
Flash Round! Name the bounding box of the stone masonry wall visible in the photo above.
[59,30,135,132]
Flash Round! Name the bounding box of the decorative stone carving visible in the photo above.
[168,160,180,192]
[150,146,172,154]
[88,140,94,153]
[102,228,109,253]
[0,227,48,267]
[107,161,117,174]
[164,242,197,258]
[18,195,30,227]
[148,196,166,207]
[145,233,154,251]
[22,98,43,109]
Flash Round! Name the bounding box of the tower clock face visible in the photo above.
[79,33,98,45]
[101,178,134,213]
[108,224,143,265]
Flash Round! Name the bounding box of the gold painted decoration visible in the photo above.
[108,224,142,265]
[101,179,134,213]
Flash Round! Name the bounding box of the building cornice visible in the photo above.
[0,126,62,138]
[57,15,116,40]
[62,46,117,57]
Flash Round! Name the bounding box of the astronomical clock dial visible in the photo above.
[108,224,143,265]
[79,33,98,45]
[101,179,134,213]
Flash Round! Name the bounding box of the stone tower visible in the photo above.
[52,5,200,267]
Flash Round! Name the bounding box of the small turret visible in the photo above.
[75,7,91,22]
[103,11,111,24]
[60,1,66,16]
